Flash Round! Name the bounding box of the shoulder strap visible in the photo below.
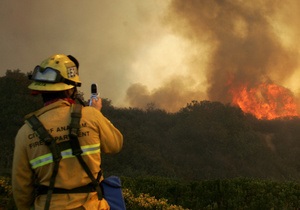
[69,104,103,200]
[69,104,83,156]
[26,115,62,210]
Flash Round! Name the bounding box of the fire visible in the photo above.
[230,82,299,120]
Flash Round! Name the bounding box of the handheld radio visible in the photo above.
[89,83,98,106]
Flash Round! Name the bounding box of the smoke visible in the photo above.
[0,0,172,106]
[2,0,300,111]
[127,0,300,111]
[126,75,205,112]
[163,0,300,104]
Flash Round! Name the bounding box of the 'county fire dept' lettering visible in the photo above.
[56,126,69,132]
[28,131,90,149]
[28,123,88,139]
[29,140,45,149]
[54,135,69,141]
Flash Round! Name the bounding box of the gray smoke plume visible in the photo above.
[1,0,300,111]
[126,0,300,111]
[0,0,170,106]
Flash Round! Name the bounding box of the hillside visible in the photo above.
[102,101,300,181]
[1,70,300,181]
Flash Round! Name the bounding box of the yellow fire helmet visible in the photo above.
[28,54,81,91]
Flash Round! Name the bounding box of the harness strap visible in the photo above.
[26,115,62,210]
[37,183,96,195]
[26,104,103,210]
[45,162,59,210]
[69,104,103,200]
[69,104,82,156]
[26,115,62,162]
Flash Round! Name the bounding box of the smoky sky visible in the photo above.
[164,0,300,103]
[1,0,300,111]
[0,0,169,106]
[127,0,300,111]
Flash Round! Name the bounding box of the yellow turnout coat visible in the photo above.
[12,100,123,210]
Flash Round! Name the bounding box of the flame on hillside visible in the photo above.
[230,81,299,120]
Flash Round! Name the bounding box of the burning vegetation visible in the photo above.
[230,81,299,119]
[127,0,300,116]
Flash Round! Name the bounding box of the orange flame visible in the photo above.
[230,82,299,120]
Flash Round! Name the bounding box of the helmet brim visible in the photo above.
[28,81,75,91]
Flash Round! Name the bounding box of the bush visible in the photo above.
[1,176,300,209]
[0,176,15,209]
[121,176,300,209]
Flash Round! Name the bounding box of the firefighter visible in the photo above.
[12,54,123,210]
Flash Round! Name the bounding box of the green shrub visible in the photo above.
[1,176,300,209]
[121,176,300,209]
[0,176,15,209]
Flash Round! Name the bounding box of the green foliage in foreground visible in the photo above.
[2,176,299,210]
[121,176,300,209]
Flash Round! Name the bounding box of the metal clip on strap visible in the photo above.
[70,105,82,132]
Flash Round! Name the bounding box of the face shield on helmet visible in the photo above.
[28,54,81,91]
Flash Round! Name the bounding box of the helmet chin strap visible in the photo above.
[70,87,77,100]
[70,87,86,106]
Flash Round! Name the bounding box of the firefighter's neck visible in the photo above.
[44,98,75,106]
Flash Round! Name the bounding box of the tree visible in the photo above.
[0,70,43,172]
